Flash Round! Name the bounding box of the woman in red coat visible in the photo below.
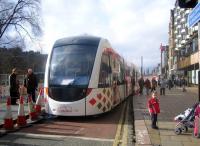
[148,91,160,129]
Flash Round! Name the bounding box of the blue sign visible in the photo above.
[188,2,200,28]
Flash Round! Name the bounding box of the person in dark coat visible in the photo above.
[181,77,187,92]
[151,78,157,92]
[144,78,151,95]
[9,68,19,105]
[138,77,144,95]
[24,68,38,102]
[168,78,173,90]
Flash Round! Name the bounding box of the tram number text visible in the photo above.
[57,106,72,113]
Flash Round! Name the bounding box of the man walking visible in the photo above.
[160,78,167,96]
[138,77,144,95]
[151,77,157,92]
[181,77,187,92]
[144,78,151,96]
[24,68,38,102]
[9,68,19,105]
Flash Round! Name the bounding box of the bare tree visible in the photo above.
[0,0,42,47]
[0,35,26,48]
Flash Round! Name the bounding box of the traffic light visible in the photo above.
[178,0,198,8]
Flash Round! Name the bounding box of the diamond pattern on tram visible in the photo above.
[103,88,106,94]
[102,107,106,112]
[97,103,102,109]
[107,90,110,97]
[89,98,96,106]
[107,102,110,109]
[97,93,102,100]
[103,97,106,103]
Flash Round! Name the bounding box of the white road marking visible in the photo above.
[74,127,84,134]
[11,132,114,142]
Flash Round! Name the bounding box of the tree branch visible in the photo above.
[0,0,25,39]
[0,7,13,13]
[0,0,42,48]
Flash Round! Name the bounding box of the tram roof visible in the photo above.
[53,36,101,47]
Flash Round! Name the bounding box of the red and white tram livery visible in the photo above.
[44,36,137,116]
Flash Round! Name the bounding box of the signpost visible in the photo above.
[188,2,200,27]
[188,2,200,102]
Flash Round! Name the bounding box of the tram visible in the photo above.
[44,36,137,116]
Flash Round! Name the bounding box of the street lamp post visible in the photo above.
[198,0,200,102]
[141,56,143,77]
[198,21,200,102]
[198,69,200,102]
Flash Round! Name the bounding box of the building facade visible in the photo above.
[168,0,199,85]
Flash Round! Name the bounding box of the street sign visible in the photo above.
[188,2,200,27]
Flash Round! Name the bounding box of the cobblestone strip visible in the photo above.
[126,96,135,146]
[133,95,152,146]
[112,103,126,146]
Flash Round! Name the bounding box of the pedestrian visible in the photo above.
[24,68,38,102]
[144,78,151,96]
[181,77,187,92]
[168,78,173,90]
[160,78,167,96]
[151,77,157,92]
[147,91,160,129]
[138,77,144,95]
[9,68,20,105]
[194,103,200,138]
[158,77,161,87]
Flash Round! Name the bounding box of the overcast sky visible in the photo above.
[40,0,175,69]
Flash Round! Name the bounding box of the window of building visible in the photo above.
[181,34,186,40]
[192,37,198,52]
[174,56,177,64]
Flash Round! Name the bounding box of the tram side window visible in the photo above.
[119,59,125,84]
[110,57,125,85]
[98,54,111,88]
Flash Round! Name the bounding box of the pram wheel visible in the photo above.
[181,126,188,133]
[174,128,182,135]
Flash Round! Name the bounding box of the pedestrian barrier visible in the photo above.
[17,96,27,127]
[0,87,45,133]
[0,85,9,103]
[3,96,14,130]
[28,95,38,121]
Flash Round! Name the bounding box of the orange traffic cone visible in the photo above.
[17,96,27,127]
[35,89,43,115]
[3,96,14,130]
[28,95,37,121]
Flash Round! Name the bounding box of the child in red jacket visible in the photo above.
[148,91,160,129]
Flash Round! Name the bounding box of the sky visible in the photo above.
[40,0,175,69]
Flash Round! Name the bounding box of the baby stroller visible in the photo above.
[174,103,199,135]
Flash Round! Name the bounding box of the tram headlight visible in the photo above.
[44,87,49,96]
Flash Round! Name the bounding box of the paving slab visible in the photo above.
[133,87,200,146]
[135,120,151,145]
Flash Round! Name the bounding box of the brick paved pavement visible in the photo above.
[133,87,200,146]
